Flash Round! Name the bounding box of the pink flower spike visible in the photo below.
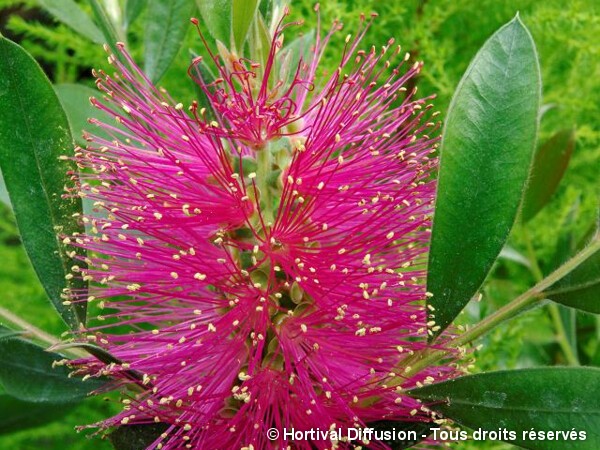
[67,10,458,450]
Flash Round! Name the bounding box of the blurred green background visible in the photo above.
[0,0,598,448]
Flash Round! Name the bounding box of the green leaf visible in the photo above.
[37,0,105,44]
[279,30,315,85]
[124,0,146,30]
[0,38,87,328]
[144,0,195,83]
[109,423,170,450]
[0,394,73,434]
[409,368,600,449]
[232,0,259,51]
[54,83,113,146]
[89,0,122,51]
[522,129,576,222]
[248,11,271,69]
[427,16,541,337]
[498,244,531,268]
[0,337,104,403]
[0,325,22,339]
[196,0,232,44]
[558,304,578,362]
[545,238,600,314]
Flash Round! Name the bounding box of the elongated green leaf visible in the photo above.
[0,393,73,434]
[55,83,113,146]
[558,304,578,362]
[124,0,146,30]
[498,245,531,268]
[280,30,315,85]
[545,238,600,313]
[232,0,259,51]
[427,16,540,337]
[522,129,576,222]
[89,0,122,51]
[37,0,104,44]
[144,0,195,83]
[0,337,103,403]
[248,11,271,69]
[196,0,232,44]
[0,38,87,328]
[410,368,600,449]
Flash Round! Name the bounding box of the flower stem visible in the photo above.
[398,235,600,380]
[0,307,86,358]
[0,306,61,346]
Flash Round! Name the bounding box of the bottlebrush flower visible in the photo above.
[67,7,456,450]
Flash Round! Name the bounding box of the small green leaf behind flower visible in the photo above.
[144,0,196,83]
[54,83,115,146]
[36,0,105,44]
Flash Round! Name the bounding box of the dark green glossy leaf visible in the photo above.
[54,83,113,146]
[545,238,600,314]
[110,423,170,450]
[0,38,87,328]
[144,0,195,83]
[409,368,600,449]
[196,0,232,44]
[0,337,104,403]
[124,0,146,30]
[37,0,104,44]
[232,0,259,51]
[0,393,73,434]
[522,129,576,222]
[427,16,541,337]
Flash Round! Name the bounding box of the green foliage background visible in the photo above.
[0,0,597,448]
